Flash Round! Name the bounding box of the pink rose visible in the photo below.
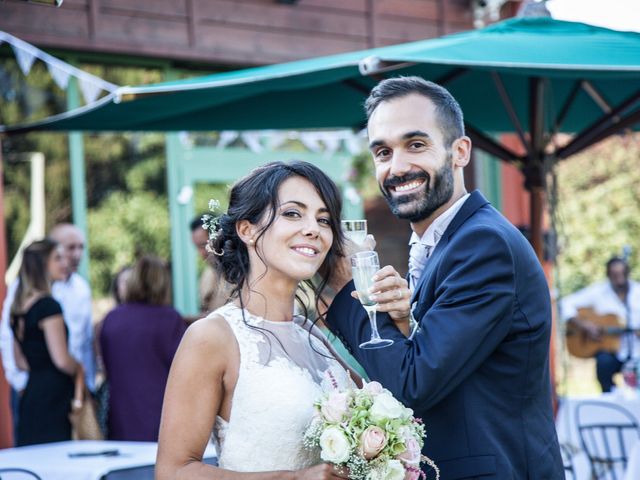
[359,426,387,459]
[364,381,384,395]
[320,392,350,423]
[397,435,421,466]
[404,466,421,480]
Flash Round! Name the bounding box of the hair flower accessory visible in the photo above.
[202,199,224,256]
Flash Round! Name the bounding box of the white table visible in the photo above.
[556,393,640,480]
[0,440,217,480]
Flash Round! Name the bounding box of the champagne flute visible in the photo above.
[351,251,394,349]
[341,220,368,245]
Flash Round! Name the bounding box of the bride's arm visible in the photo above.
[156,315,347,480]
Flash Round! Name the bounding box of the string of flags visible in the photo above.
[178,129,368,157]
[0,30,118,104]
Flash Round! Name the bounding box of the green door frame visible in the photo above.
[67,73,90,281]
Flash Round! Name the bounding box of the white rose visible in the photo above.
[319,426,351,463]
[370,392,405,422]
[384,459,407,480]
[363,380,385,396]
[366,459,406,480]
[321,391,350,423]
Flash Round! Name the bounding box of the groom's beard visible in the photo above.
[380,161,454,223]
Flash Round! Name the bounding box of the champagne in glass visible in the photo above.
[341,220,368,245]
[351,251,394,349]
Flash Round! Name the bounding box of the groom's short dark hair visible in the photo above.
[364,76,465,148]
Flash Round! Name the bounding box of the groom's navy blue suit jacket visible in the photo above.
[327,191,563,480]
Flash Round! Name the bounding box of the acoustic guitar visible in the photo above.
[565,307,640,358]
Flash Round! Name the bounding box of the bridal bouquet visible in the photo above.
[304,380,439,480]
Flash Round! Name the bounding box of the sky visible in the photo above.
[546,0,640,32]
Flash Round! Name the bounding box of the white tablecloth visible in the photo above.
[624,440,640,480]
[556,393,640,480]
[0,440,217,480]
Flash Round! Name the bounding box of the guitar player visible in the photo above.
[561,257,640,392]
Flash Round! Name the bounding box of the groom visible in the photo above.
[326,77,563,479]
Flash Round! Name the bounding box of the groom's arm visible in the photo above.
[327,226,517,411]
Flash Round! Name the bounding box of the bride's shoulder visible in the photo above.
[182,312,235,353]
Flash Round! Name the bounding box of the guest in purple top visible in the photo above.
[100,255,186,441]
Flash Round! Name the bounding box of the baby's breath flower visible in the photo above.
[208,199,220,211]
[202,199,223,243]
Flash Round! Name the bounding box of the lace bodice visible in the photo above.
[211,303,351,472]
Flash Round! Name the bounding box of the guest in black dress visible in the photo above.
[10,238,83,446]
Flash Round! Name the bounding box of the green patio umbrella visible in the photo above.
[3,17,640,256]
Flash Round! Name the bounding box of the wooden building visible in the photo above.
[1,0,485,67]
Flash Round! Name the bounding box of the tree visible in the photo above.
[555,133,640,295]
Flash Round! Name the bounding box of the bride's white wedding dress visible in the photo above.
[211,303,351,472]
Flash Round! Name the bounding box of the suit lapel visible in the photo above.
[409,190,490,304]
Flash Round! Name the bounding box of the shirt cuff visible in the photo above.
[407,311,420,340]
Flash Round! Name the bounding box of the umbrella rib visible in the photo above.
[491,72,532,158]
[342,79,373,96]
[552,80,582,136]
[581,80,613,114]
[465,124,523,165]
[558,107,640,160]
[435,68,469,86]
[557,88,640,159]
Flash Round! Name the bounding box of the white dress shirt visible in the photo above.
[0,273,95,391]
[408,193,470,290]
[560,280,640,361]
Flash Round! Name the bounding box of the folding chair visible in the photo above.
[560,443,577,480]
[576,400,640,480]
[0,469,42,480]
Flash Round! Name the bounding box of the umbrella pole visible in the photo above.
[530,186,545,262]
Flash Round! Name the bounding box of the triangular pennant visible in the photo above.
[318,132,341,155]
[11,44,37,76]
[346,131,366,155]
[241,132,263,153]
[299,132,321,152]
[217,131,238,149]
[47,62,71,90]
[266,131,288,150]
[78,76,103,103]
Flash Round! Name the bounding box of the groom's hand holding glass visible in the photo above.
[324,229,413,338]
[353,264,412,337]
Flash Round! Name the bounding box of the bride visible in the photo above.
[157,161,411,479]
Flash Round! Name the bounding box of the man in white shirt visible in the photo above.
[0,223,95,440]
[561,257,640,392]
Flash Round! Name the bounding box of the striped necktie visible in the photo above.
[408,241,432,289]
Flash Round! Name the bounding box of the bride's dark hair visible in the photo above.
[209,160,344,325]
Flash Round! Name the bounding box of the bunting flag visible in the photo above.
[11,43,37,76]
[212,129,367,155]
[217,131,239,149]
[0,30,118,103]
[78,76,104,104]
[47,62,71,90]
[240,132,264,153]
